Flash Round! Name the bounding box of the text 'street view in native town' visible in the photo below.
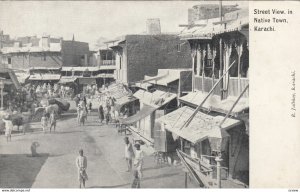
[0,1,249,189]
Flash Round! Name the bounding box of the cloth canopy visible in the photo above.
[58,76,77,84]
[114,96,138,112]
[78,78,96,85]
[158,106,241,145]
[119,104,156,125]
[179,91,249,115]
[133,90,177,108]
[29,74,61,81]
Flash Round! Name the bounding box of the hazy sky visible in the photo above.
[0,1,248,47]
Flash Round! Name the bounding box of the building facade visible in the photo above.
[1,35,90,70]
[110,34,192,85]
[156,6,249,188]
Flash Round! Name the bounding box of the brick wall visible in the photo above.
[125,35,192,84]
[61,41,89,67]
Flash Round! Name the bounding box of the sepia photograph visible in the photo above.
[0,0,250,189]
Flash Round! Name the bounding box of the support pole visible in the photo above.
[219,38,223,100]
[215,155,223,188]
[0,87,3,110]
[180,138,188,188]
[185,172,188,188]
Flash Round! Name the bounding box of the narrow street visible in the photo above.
[0,100,194,188]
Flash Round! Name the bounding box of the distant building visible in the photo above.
[0,63,21,109]
[89,46,116,67]
[59,66,115,93]
[0,30,14,48]
[110,34,192,86]
[1,35,90,70]
[146,18,161,35]
[188,4,240,25]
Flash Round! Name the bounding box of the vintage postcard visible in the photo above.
[0,0,299,190]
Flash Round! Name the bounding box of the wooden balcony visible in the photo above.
[100,60,115,66]
[194,76,249,98]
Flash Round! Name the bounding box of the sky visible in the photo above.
[0,1,248,48]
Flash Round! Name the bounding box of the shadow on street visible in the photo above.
[0,153,49,188]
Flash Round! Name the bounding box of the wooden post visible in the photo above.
[237,42,243,94]
[191,52,195,92]
[185,172,188,188]
[0,87,3,110]
[201,47,205,93]
[215,155,223,188]
[180,138,188,188]
[219,38,223,100]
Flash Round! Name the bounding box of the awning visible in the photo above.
[158,106,241,144]
[94,73,115,78]
[114,96,138,111]
[134,82,153,90]
[29,74,61,81]
[15,72,30,84]
[61,67,99,72]
[179,91,249,116]
[104,83,132,99]
[133,90,177,108]
[145,69,185,86]
[58,76,77,84]
[78,78,96,85]
[179,8,249,40]
[119,104,156,125]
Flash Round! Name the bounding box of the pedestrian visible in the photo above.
[74,95,80,107]
[76,149,88,188]
[98,105,104,123]
[88,101,92,114]
[105,111,110,125]
[83,96,87,106]
[83,106,88,122]
[3,115,13,142]
[49,111,57,132]
[124,137,135,172]
[131,170,141,188]
[133,144,144,179]
[79,107,87,126]
[77,104,82,124]
[41,113,48,133]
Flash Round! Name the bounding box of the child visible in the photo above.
[131,170,140,188]
[41,113,48,133]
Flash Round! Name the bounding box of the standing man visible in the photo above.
[134,144,144,179]
[76,149,88,188]
[49,111,57,132]
[124,137,135,172]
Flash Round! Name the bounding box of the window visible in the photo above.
[8,57,11,64]
[43,53,46,61]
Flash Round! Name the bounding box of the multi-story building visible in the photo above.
[1,35,89,70]
[156,6,249,188]
[89,46,116,67]
[109,19,192,86]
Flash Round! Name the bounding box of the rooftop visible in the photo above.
[180,7,249,40]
